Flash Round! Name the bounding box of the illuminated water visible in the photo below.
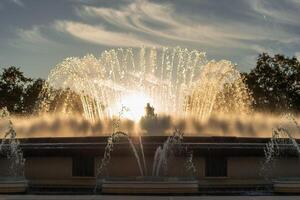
[2,48,298,139]
[38,47,251,122]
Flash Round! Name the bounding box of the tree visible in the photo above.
[23,79,45,114]
[0,67,46,114]
[244,53,300,113]
[0,67,32,113]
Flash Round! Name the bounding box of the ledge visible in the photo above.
[0,177,27,194]
[13,136,299,157]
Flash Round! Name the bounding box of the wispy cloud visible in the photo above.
[10,0,24,7]
[73,1,232,47]
[53,20,158,47]
[13,0,299,54]
[70,0,300,52]
[16,26,49,44]
[32,0,300,70]
[249,0,300,26]
[1,0,299,77]
[9,25,61,53]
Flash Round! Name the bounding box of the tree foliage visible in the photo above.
[244,53,300,113]
[0,67,45,114]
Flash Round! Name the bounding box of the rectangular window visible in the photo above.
[205,156,227,177]
[72,156,95,177]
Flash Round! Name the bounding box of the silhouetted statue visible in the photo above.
[145,103,156,118]
[140,103,171,135]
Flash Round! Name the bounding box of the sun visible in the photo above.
[112,92,151,121]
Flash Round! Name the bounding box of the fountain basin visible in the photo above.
[273,179,300,193]
[28,178,95,194]
[1,136,300,194]
[98,177,198,194]
[0,177,27,193]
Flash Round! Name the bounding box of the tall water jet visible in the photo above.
[152,129,184,176]
[151,128,196,177]
[38,47,252,122]
[139,136,147,175]
[261,115,300,180]
[96,106,144,178]
[0,108,25,177]
[96,131,144,178]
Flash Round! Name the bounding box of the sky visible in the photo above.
[0,0,299,78]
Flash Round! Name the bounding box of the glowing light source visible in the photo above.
[112,92,151,121]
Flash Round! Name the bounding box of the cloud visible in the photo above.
[249,0,300,26]
[71,0,300,52]
[10,0,24,7]
[16,26,50,44]
[9,26,61,53]
[2,0,300,76]
[38,0,298,71]
[74,2,232,47]
[11,0,295,57]
[53,20,158,47]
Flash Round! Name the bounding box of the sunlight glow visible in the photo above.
[112,92,151,121]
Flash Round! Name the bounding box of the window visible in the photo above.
[205,156,227,177]
[72,156,95,177]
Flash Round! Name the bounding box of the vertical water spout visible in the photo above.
[128,137,144,176]
[139,136,147,176]
[0,107,25,177]
[152,146,162,176]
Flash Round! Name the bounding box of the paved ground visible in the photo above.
[1,196,300,200]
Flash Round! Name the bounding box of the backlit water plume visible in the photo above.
[38,47,252,122]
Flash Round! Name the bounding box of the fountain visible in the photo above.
[261,115,300,193]
[32,47,253,193]
[38,47,252,122]
[262,115,300,175]
[93,103,197,193]
[0,108,27,193]
[6,47,300,194]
